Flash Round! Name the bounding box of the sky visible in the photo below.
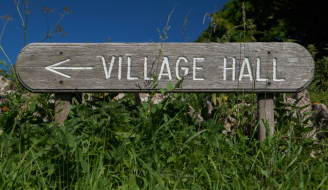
[0,0,229,70]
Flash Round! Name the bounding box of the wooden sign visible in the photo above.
[16,43,314,93]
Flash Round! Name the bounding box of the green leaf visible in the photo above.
[201,107,208,118]
[60,125,76,148]
[178,154,186,159]
[164,114,168,122]
[124,116,130,122]
[300,104,311,110]
[157,102,163,109]
[167,156,175,163]
[56,108,64,114]
[154,152,159,164]
[151,106,157,114]
[316,176,328,190]
[80,161,88,173]
[167,82,174,91]
[261,169,270,177]
[302,115,313,124]
[129,174,138,189]
[211,93,217,105]
[286,156,298,170]
[73,97,80,105]
[139,108,146,118]
[304,111,315,116]
[303,127,313,133]
[30,102,37,112]
[184,129,208,144]
[142,101,149,110]
[159,88,167,95]
[84,93,89,101]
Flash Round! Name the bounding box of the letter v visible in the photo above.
[97,56,115,79]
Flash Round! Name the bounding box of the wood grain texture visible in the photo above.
[15,43,314,93]
[54,93,72,126]
[257,93,275,142]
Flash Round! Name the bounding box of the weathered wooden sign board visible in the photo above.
[16,43,314,93]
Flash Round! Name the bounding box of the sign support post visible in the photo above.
[257,93,275,142]
[54,93,72,126]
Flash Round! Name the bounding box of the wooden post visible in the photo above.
[134,93,141,105]
[257,93,275,142]
[55,93,72,127]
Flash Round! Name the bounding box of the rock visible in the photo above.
[289,89,312,115]
[0,76,11,95]
[284,89,312,123]
[33,111,49,123]
[135,93,214,123]
[311,103,328,139]
[312,103,328,123]
[204,97,215,118]
[284,97,297,108]
[223,115,236,134]
[134,93,150,105]
[111,93,126,101]
[284,89,316,138]
[187,104,203,122]
[187,96,216,122]
[0,76,12,105]
[139,93,150,102]
[310,150,316,158]
[283,97,298,119]
[0,76,11,115]
[283,90,328,140]
[151,93,167,104]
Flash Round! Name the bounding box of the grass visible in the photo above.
[0,89,328,189]
[308,89,328,106]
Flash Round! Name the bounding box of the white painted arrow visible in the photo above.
[45,59,93,78]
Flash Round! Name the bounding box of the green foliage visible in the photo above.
[275,93,315,135]
[196,0,328,59]
[306,45,328,104]
[1,89,328,189]
[196,0,328,107]
[311,54,328,91]
[308,89,328,106]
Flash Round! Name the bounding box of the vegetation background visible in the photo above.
[1,0,328,189]
[196,0,328,105]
